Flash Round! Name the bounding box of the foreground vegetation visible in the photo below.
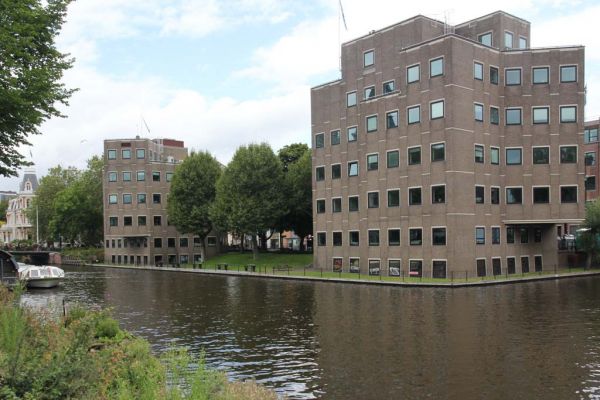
[0,285,278,399]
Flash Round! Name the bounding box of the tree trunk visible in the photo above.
[299,235,306,252]
[200,240,207,264]
[251,235,259,260]
[259,232,267,251]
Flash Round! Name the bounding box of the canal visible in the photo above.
[20,265,600,399]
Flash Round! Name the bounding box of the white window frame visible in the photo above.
[431,226,447,246]
[532,185,551,204]
[506,186,524,205]
[406,63,420,84]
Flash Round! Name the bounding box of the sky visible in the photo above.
[2,0,600,190]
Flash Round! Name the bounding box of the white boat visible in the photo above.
[17,263,64,288]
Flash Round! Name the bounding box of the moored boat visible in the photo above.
[17,264,64,289]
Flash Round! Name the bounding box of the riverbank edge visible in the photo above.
[79,263,600,288]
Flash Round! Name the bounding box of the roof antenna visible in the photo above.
[338,0,348,73]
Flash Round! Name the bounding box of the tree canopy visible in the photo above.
[581,200,600,267]
[0,0,76,176]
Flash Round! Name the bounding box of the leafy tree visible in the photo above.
[0,199,8,222]
[0,0,76,177]
[211,143,286,259]
[278,143,309,172]
[167,151,222,262]
[581,200,600,268]
[282,151,312,250]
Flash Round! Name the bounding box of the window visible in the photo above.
[520,228,529,244]
[521,257,530,273]
[491,147,500,165]
[560,146,577,163]
[122,171,131,181]
[432,185,445,203]
[507,227,515,243]
[432,260,447,279]
[490,67,498,85]
[490,107,499,124]
[364,86,375,100]
[519,37,527,49]
[476,227,485,244]
[431,143,445,162]
[348,126,358,142]
[367,154,379,171]
[388,229,400,246]
[331,164,341,179]
[347,91,357,107]
[122,149,131,159]
[505,69,521,85]
[586,152,596,166]
[317,232,326,246]
[409,187,422,205]
[332,198,342,213]
[407,64,420,83]
[367,192,379,208]
[387,189,400,207]
[387,150,399,168]
[108,149,117,160]
[108,194,117,204]
[430,57,443,77]
[349,231,359,246]
[507,257,516,274]
[364,50,374,67]
[561,186,578,203]
[138,216,146,226]
[136,148,145,159]
[383,80,395,94]
[474,62,483,80]
[349,258,360,273]
[123,216,132,226]
[368,230,380,246]
[478,32,492,46]
[533,147,550,164]
[123,194,132,204]
[316,199,325,214]
[506,148,522,165]
[154,238,162,248]
[108,172,117,182]
[137,171,145,181]
[533,67,549,84]
[492,227,500,244]
[506,187,523,204]
[386,111,399,129]
[332,232,342,246]
[330,130,340,145]
[504,31,513,48]
[348,196,359,212]
[368,260,380,276]
[137,193,146,204]
[407,106,420,124]
[533,187,550,203]
[152,193,161,204]
[560,65,577,83]
[366,115,378,132]
[409,228,422,245]
[109,216,118,227]
[389,260,401,276]
[408,147,421,165]
[475,186,485,204]
[432,227,446,246]
[585,129,599,143]
[152,171,160,182]
[315,166,325,181]
[533,107,549,124]
[586,176,596,191]
[430,100,444,119]
[506,108,522,125]
[410,260,423,277]
[315,133,324,148]
[207,237,217,247]
[560,106,577,123]
[474,103,484,122]
[475,145,484,163]
[491,187,500,204]
[153,216,161,226]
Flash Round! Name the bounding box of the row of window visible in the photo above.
[105,236,216,248]
[108,193,163,205]
[315,184,578,212]
[108,215,168,227]
[108,171,173,183]
[107,148,146,160]
[474,64,577,86]
[477,30,528,50]
[110,254,203,266]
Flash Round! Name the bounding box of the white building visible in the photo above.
[1,170,38,243]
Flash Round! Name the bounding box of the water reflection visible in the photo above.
[20,266,600,399]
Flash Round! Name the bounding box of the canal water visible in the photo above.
[20,265,600,399]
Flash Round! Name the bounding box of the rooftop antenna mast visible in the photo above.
[338,0,348,73]
[443,9,454,35]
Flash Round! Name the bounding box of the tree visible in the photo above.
[0,199,8,222]
[211,143,286,259]
[581,200,600,268]
[0,0,76,177]
[167,151,222,262]
[278,143,309,172]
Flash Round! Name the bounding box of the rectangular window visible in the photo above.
[122,149,131,159]
[476,227,485,244]
[136,148,145,159]
[432,227,446,246]
[492,258,502,275]
[507,227,515,243]
[490,106,499,124]
[315,133,324,148]
[332,198,342,213]
[330,130,340,145]
[123,216,132,226]
[533,187,550,203]
[122,171,131,181]
[386,111,399,129]
[347,126,357,142]
[408,147,421,165]
[490,66,498,85]
[331,164,341,179]
[430,100,444,119]
[383,80,395,94]
[521,257,530,273]
[332,232,342,246]
[586,176,596,191]
[475,145,484,163]
[409,187,422,205]
[506,148,522,165]
[560,106,577,123]
[368,260,380,276]
[153,216,161,226]
[475,186,485,204]
[152,171,160,182]
[348,196,359,212]
[505,68,521,85]
[107,149,117,160]
[585,152,596,166]
[474,103,484,122]
[430,57,443,77]
[560,146,577,163]
[137,193,146,204]
[387,189,400,207]
[504,31,513,48]
[138,216,146,226]
[389,259,401,277]
[407,64,420,83]
[366,115,378,132]
[387,150,399,168]
[492,227,500,244]
[479,32,492,46]
[560,186,578,203]
[367,192,379,208]
[123,194,132,204]
[108,194,117,204]
[364,50,374,67]
[409,228,422,245]
[533,107,549,124]
[108,172,117,182]
[410,260,423,277]
[560,65,577,82]
[152,193,161,204]
[407,106,420,124]
[388,229,400,246]
[506,108,522,125]
[506,187,523,204]
[474,62,483,80]
[348,161,358,176]
[367,154,379,171]
[317,232,326,246]
[347,91,356,107]
[533,67,549,84]
[533,147,550,164]
[349,231,359,246]
[364,86,375,100]
[316,199,325,214]
[109,216,118,227]
[349,258,360,273]
[520,228,529,244]
[368,230,380,246]
[432,185,445,204]
[315,166,325,181]
[507,257,516,274]
[585,129,599,143]
[431,143,445,162]
[154,238,162,248]
[519,37,527,49]
[491,187,500,204]
[491,147,500,165]
[137,171,145,181]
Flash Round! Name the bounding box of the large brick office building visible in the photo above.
[311,11,585,278]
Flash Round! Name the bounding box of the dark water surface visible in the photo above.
[20,266,600,399]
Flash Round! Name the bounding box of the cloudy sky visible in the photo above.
[2,0,600,190]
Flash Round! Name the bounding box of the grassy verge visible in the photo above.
[61,247,105,263]
[196,252,312,269]
[0,285,278,399]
